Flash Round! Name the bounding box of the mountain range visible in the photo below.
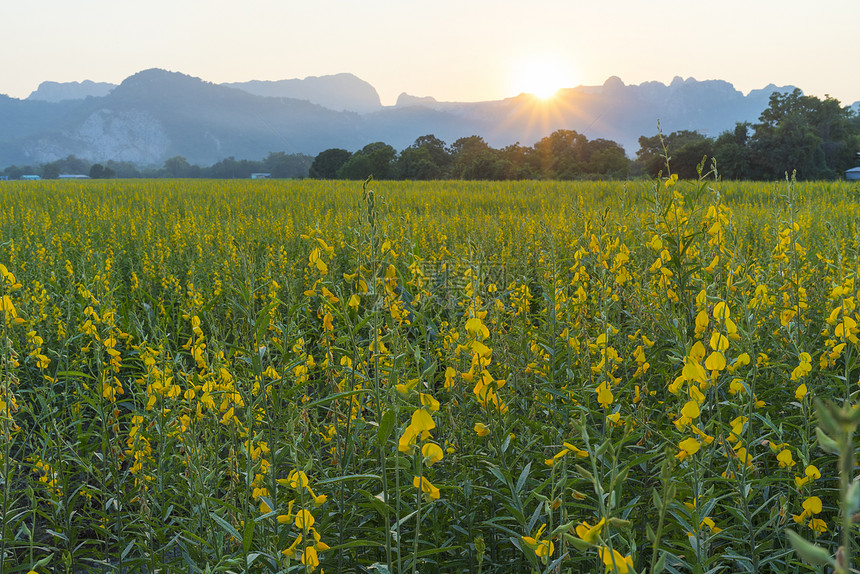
[1,68,853,168]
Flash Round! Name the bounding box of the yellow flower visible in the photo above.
[465,317,490,340]
[809,518,828,534]
[395,378,419,395]
[348,293,360,310]
[664,173,679,187]
[704,351,726,370]
[410,408,436,433]
[419,392,440,413]
[596,381,613,408]
[700,516,722,534]
[681,400,700,420]
[1,294,17,321]
[598,546,633,573]
[413,476,440,501]
[276,500,296,523]
[795,383,808,400]
[474,422,490,437]
[220,407,235,425]
[444,366,457,389]
[575,517,605,543]
[301,545,319,570]
[776,449,795,468]
[421,443,444,466]
[288,469,309,489]
[398,425,419,453]
[522,524,554,564]
[295,508,315,529]
[307,484,327,506]
[282,534,302,557]
[562,442,589,458]
[681,357,707,384]
[709,332,729,353]
[676,437,701,461]
[803,496,823,515]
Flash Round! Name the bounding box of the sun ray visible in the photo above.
[510,55,575,100]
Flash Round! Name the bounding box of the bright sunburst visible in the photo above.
[511,56,574,100]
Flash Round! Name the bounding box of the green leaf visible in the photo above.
[515,462,531,494]
[815,427,840,455]
[848,481,860,516]
[564,533,592,551]
[242,517,254,553]
[550,521,574,538]
[377,409,396,446]
[31,555,54,569]
[654,551,667,573]
[210,512,242,544]
[574,464,594,482]
[786,529,833,566]
[814,399,840,435]
[255,301,278,345]
[302,389,369,409]
[317,473,381,486]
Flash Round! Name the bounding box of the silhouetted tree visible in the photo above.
[309,149,351,179]
[337,142,396,180]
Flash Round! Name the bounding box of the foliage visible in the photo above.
[638,90,860,180]
[2,175,860,573]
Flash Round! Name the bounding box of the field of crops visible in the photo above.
[1,173,860,573]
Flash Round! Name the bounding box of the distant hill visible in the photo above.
[27,80,116,102]
[0,69,821,168]
[224,73,382,113]
[391,76,799,154]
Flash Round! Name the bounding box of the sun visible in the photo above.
[511,56,574,100]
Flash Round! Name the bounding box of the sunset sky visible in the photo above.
[2,0,858,106]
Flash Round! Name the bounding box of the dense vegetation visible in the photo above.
[2,171,860,573]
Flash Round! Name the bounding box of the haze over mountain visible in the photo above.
[0,68,847,168]
[223,73,382,113]
[27,80,117,102]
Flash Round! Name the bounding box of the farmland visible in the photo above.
[1,174,860,573]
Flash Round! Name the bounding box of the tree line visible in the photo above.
[3,90,857,181]
[637,89,860,180]
[1,152,313,180]
[309,132,631,181]
[309,90,857,181]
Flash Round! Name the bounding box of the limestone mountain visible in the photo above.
[0,68,813,168]
[224,73,382,113]
[27,80,116,102]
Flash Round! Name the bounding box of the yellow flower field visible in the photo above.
[1,174,860,573]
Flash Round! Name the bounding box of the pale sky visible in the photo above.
[1,0,858,106]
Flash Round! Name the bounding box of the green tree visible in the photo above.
[749,89,859,179]
[534,129,589,179]
[499,143,539,180]
[450,136,494,179]
[395,135,452,180]
[164,156,197,178]
[262,152,312,178]
[712,123,751,179]
[309,148,351,179]
[42,154,90,179]
[585,138,630,178]
[106,160,141,178]
[337,142,397,180]
[88,164,115,179]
